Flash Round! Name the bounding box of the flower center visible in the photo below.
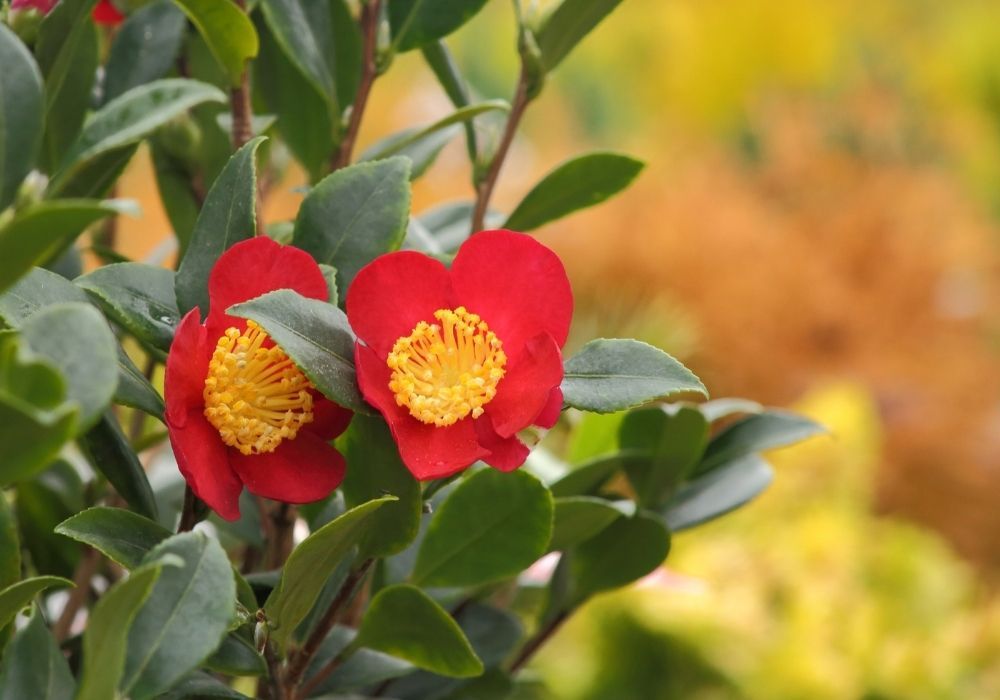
[387,307,507,427]
[203,321,314,455]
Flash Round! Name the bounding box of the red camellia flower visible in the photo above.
[346,229,572,479]
[165,237,352,521]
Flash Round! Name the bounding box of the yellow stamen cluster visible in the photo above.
[203,321,314,455]
[387,307,506,427]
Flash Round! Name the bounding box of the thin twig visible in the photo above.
[330,0,381,171]
[177,484,203,532]
[295,644,348,699]
[508,610,570,673]
[256,495,280,567]
[470,65,531,234]
[231,0,264,235]
[53,548,101,641]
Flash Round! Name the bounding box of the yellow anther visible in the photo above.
[203,321,314,455]
[387,307,506,427]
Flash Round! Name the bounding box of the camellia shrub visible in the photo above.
[0,1,821,699]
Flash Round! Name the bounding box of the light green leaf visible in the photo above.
[55,506,171,570]
[0,24,44,213]
[172,0,259,87]
[104,0,188,102]
[0,577,73,631]
[561,338,707,414]
[698,397,763,423]
[421,41,478,162]
[78,413,159,519]
[389,0,490,53]
[697,410,825,475]
[504,152,643,231]
[0,607,75,700]
[664,454,773,532]
[536,0,625,71]
[362,101,508,162]
[77,263,179,353]
[570,513,670,601]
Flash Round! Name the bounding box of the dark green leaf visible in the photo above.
[620,406,708,507]
[229,289,368,413]
[362,126,459,181]
[389,0,490,53]
[150,141,201,252]
[14,461,82,578]
[0,497,17,592]
[664,454,773,532]
[56,506,172,569]
[561,339,707,414]
[77,263,179,353]
[46,144,139,199]
[0,608,75,700]
[104,0,188,102]
[264,496,396,652]
[204,633,266,676]
[304,625,414,695]
[172,0,260,87]
[570,513,670,601]
[293,157,411,300]
[356,584,483,677]
[0,577,73,630]
[175,136,264,316]
[421,41,477,162]
[697,411,825,475]
[340,415,422,558]
[362,101,508,162]
[157,671,249,699]
[331,0,362,109]
[0,266,88,323]
[113,344,165,418]
[259,0,336,103]
[549,496,630,551]
[504,152,643,231]
[122,532,236,699]
[536,0,625,71]
[0,24,44,213]
[412,469,553,588]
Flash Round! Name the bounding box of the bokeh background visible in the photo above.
[110,1,1000,697]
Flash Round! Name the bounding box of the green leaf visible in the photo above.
[14,461,82,578]
[698,397,763,423]
[259,0,336,103]
[421,41,477,162]
[54,79,228,186]
[46,144,139,199]
[340,415,422,558]
[356,584,483,677]
[55,506,171,569]
[0,497,18,592]
[0,608,75,700]
[21,303,118,431]
[362,101,508,162]
[0,24,44,213]
[570,513,670,602]
[203,633,266,677]
[175,136,265,316]
[0,200,131,294]
[362,126,459,181]
[293,157,411,300]
[536,0,625,71]
[0,577,73,630]
[331,0,362,109]
[561,338,707,414]
[664,454,773,532]
[620,406,708,508]
[78,413,158,518]
[172,0,260,87]
[113,345,165,418]
[77,563,164,700]
[35,0,99,173]
[157,671,250,699]
[77,263,179,353]
[549,496,630,551]
[412,469,553,588]
[263,496,396,651]
[122,532,236,699]
[697,410,825,475]
[504,152,643,231]
[104,0,188,103]
[228,289,368,413]
[389,0,490,53]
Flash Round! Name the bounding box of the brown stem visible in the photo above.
[53,548,101,641]
[283,558,375,695]
[330,0,381,171]
[259,640,282,700]
[295,645,348,699]
[508,610,570,673]
[266,502,297,570]
[470,65,531,234]
[177,484,203,533]
[231,0,264,235]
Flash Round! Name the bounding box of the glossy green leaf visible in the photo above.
[21,303,118,431]
[229,289,367,413]
[14,461,82,578]
[697,410,825,475]
[0,577,73,630]
[77,563,164,700]
[304,625,414,695]
[0,200,131,294]
[536,0,625,71]
[293,157,411,300]
[340,415,422,558]
[389,0,490,53]
[421,41,478,162]
[157,672,249,699]
[561,339,707,414]
[549,496,630,551]
[620,406,708,508]
[356,584,483,677]
[412,469,553,588]
[264,496,395,651]
[504,152,643,231]
[79,413,158,518]
[664,454,773,532]
[47,144,140,199]
[331,0,362,109]
[0,24,44,213]
[172,0,260,87]
[259,0,336,103]
[56,506,171,569]
[363,101,508,162]
[204,633,266,677]
[113,345,165,418]
[0,608,75,700]
[77,263,179,353]
[175,136,264,316]
[362,126,459,181]
[104,0,188,102]
[570,513,670,601]
[122,532,236,699]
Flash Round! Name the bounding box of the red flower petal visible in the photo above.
[206,237,328,336]
[92,0,124,24]
[474,417,530,472]
[346,251,453,357]
[229,432,346,503]
[356,343,487,478]
[167,411,243,521]
[534,386,564,429]
[164,308,210,428]
[486,332,564,438]
[307,395,353,440]
[450,230,573,353]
